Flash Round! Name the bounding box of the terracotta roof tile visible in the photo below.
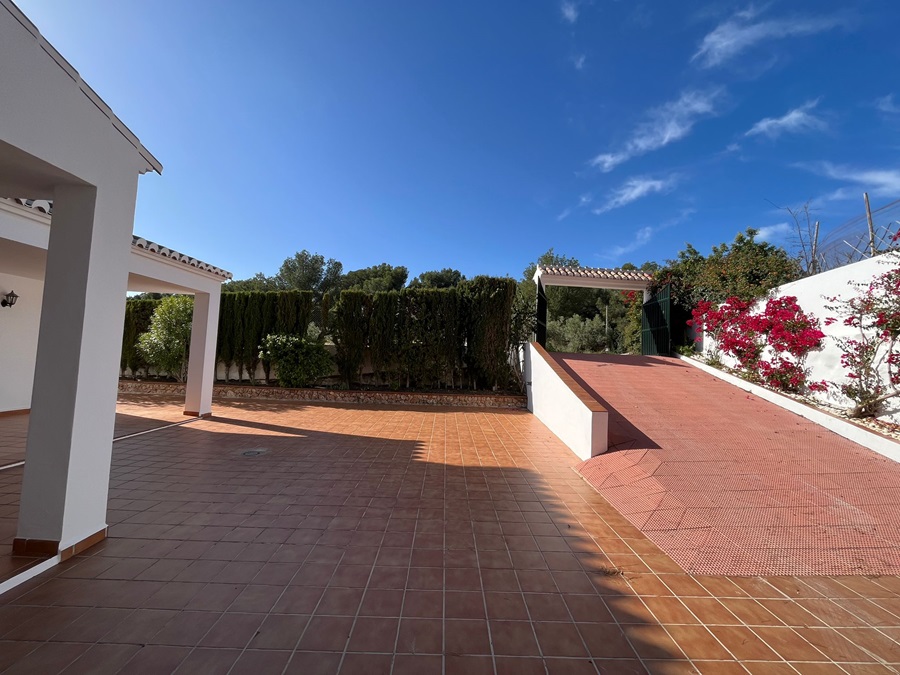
[538,266,653,282]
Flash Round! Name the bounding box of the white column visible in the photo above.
[184,290,220,417]
[16,179,136,556]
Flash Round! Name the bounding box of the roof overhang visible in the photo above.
[0,198,230,291]
[1,0,162,177]
[533,266,652,292]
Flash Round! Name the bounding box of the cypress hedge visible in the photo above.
[121,280,517,391]
[121,299,159,377]
[333,290,370,387]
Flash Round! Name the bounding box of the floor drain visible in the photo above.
[240,449,267,457]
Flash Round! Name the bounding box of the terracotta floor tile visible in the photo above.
[445,619,491,656]
[118,645,191,675]
[445,654,494,675]
[665,624,732,660]
[297,615,353,651]
[564,594,615,623]
[690,661,747,674]
[708,625,782,661]
[393,653,443,675]
[174,647,240,673]
[2,398,900,674]
[752,625,828,661]
[494,656,547,675]
[446,590,486,619]
[248,614,309,650]
[284,650,342,675]
[229,649,291,675]
[346,616,399,652]
[396,617,443,654]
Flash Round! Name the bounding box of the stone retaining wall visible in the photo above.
[118,380,527,409]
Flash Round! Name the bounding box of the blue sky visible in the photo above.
[15,0,900,280]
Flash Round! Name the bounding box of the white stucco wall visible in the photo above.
[0,272,42,412]
[701,253,900,423]
[525,343,608,460]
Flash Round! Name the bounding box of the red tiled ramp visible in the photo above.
[557,353,900,576]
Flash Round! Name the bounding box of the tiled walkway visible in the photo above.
[558,354,900,577]
[0,398,899,673]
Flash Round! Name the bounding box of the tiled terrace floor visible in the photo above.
[558,354,900,577]
[0,396,193,581]
[0,398,899,673]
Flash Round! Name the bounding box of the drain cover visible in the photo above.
[240,449,267,457]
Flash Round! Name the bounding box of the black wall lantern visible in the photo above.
[1,291,18,308]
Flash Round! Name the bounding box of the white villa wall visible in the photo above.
[701,253,900,424]
[525,343,608,460]
[0,272,42,412]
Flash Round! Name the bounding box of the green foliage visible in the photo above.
[260,292,279,382]
[231,293,247,380]
[259,334,333,388]
[656,229,800,307]
[342,263,408,293]
[408,268,466,289]
[217,293,235,378]
[369,291,399,385]
[461,276,516,389]
[137,295,194,382]
[651,228,801,347]
[333,291,370,387]
[277,250,343,301]
[122,299,159,376]
[221,272,284,293]
[397,288,461,388]
[547,314,608,353]
[241,292,264,383]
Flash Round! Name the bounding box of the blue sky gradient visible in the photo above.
[15,0,900,280]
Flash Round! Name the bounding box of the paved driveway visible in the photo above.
[557,353,900,576]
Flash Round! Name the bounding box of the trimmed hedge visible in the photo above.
[122,278,517,390]
[122,299,159,376]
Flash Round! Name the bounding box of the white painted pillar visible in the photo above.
[16,179,137,557]
[184,290,220,417]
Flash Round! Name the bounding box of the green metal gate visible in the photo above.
[641,284,671,356]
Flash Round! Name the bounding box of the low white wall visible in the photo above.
[701,253,900,423]
[0,272,43,412]
[525,343,607,460]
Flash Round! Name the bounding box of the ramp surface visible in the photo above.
[557,353,900,576]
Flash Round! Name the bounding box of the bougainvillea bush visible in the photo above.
[691,295,826,393]
[824,258,900,418]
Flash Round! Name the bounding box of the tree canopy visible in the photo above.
[408,268,466,289]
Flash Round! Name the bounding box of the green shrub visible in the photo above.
[260,334,333,388]
[137,295,194,381]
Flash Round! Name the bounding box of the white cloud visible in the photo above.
[593,175,678,215]
[557,193,593,221]
[611,226,654,256]
[608,209,696,258]
[875,94,900,114]
[808,162,900,199]
[589,89,723,172]
[693,6,844,69]
[755,222,792,242]
[745,99,827,139]
[573,54,586,70]
[561,1,578,24]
